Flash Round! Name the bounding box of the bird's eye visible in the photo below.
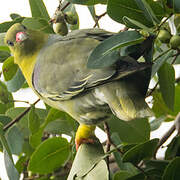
[21,25,27,30]
[7,40,14,46]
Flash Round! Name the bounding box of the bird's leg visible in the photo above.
[75,124,96,150]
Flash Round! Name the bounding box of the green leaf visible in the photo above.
[107,0,164,27]
[135,0,160,24]
[122,139,159,164]
[167,0,180,13]
[0,50,11,62]
[0,33,6,46]
[150,116,166,131]
[66,0,106,5]
[22,17,54,33]
[0,81,14,113]
[4,149,20,180]
[44,108,78,136]
[6,68,25,92]
[6,126,24,155]
[10,13,21,20]
[87,31,144,69]
[28,0,50,20]
[165,136,180,160]
[15,154,28,173]
[68,139,108,180]
[29,128,43,148]
[88,6,97,22]
[158,63,175,111]
[113,170,132,180]
[28,137,70,174]
[162,157,180,180]
[123,16,151,30]
[28,105,41,134]
[108,116,150,143]
[111,133,138,174]
[0,17,25,33]
[151,49,173,77]
[2,56,18,81]
[0,115,12,126]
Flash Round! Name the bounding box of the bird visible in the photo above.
[5,23,153,149]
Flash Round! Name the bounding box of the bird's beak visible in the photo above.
[16,32,28,42]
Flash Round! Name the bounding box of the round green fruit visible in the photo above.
[169,35,180,49]
[157,29,171,43]
[53,21,68,36]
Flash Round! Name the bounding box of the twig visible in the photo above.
[61,2,71,11]
[146,81,159,97]
[103,122,111,174]
[93,12,107,28]
[3,99,40,131]
[154,123,176,158]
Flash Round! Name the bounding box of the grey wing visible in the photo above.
[32,30,116,100]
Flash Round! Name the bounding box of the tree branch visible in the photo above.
[3,99,40,131]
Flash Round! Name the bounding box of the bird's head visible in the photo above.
[5,23,48,60]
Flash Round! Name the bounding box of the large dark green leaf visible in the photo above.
[87,31,144,69]
[107,0,165,27]
[0,81,14,113]
[167,0,180,13]
[22,17,54,33]
[28,137,70,174]
[122,139,159,164]
[68,139,108,180]
[66,0,106,5]
[6,68,25,92]
[113,170,132,180]
[108,116,150,144]
[28,0,50,20]
[158,62,175,111]
[0,17,25,33]
[0,50,10,62]
[6,126,24,155]
[0,123,19,180]
[165,136,180,160]
[2,56,18,81]
[162,157,180,180]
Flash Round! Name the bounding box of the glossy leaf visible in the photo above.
[150,116,166,131]
[4,149,19,180]
[68,139,108,180]
[151,50,173,78]
[29,128,43,148]
[2,56,18,81]
[28,105,41,134]
[0,115,12,126]
[167,0,180,13]
[28,0,50,20]
[162,157,180,180]
[122,139,159,164]
[22,17,54,33]
[6,68,25,92]
[66,0,106,5]
[158,62,175,111]
[0,17,25,33]
[135,0,159,24]
[108,116,150,143]
[107,0,164,27]
[10,13,21,20]
[15,154,28,173]
[6,126,24,155]
[87,31,144,69]
[165,136,180,160]
[0,50,10,62]
[113,170,132,180]
[0,81,14,113]
[28,137,70,174]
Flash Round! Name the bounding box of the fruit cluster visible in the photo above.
[157,29,180,49]
[52,11,78,36]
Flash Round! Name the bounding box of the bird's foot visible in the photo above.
[75,124,96,151]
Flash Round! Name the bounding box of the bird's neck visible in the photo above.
[15,31,49,87]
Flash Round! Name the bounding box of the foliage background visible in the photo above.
[0,0,180,180]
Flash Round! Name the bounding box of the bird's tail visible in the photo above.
[98,80,153,121]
